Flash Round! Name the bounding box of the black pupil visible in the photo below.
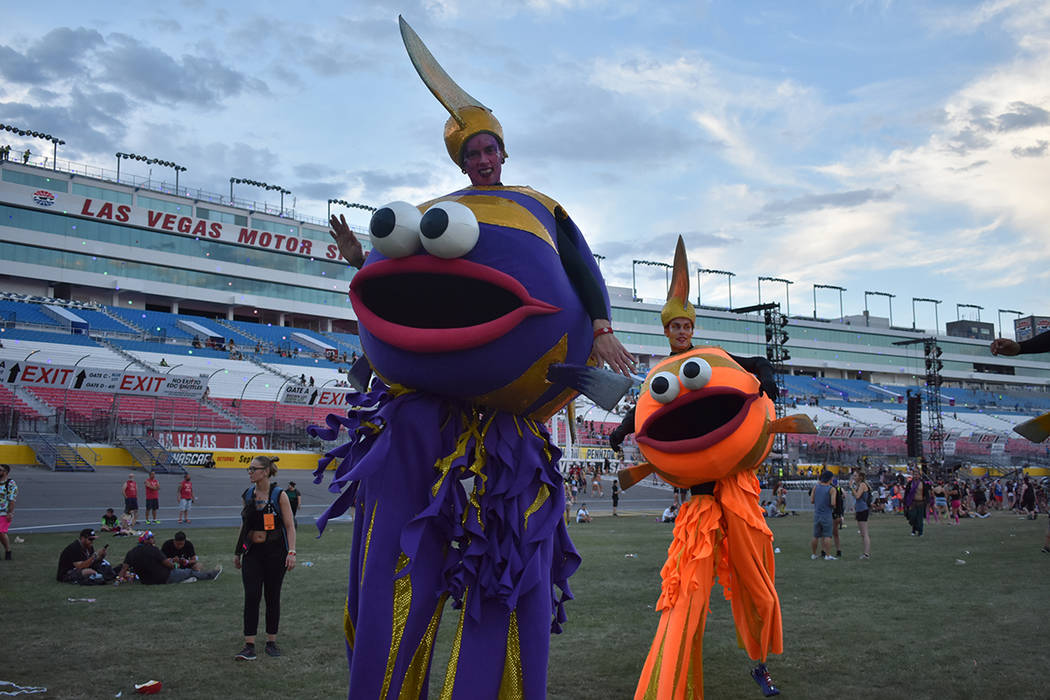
[371,208,396,238]
[683,362,700,379]
[420,208,449,240]
[652,376,669,395]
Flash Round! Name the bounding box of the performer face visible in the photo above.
[664,318,694,353]
[461,133,504,186]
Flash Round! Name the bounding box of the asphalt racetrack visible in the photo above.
[9,464,678,535]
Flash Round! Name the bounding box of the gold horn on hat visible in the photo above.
[660,235,696,328]
[399,16,507,167]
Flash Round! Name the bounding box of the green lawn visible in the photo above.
[4,510,1047,698]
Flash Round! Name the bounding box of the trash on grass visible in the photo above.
[624,553,638,558]
[773,547,781,554]
[954,559,966,565]
[134,680,162,695]
[67,598,96,603]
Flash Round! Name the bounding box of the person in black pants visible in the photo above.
[233,456,297,660]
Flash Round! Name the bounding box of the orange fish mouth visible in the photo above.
[637,388,757,454]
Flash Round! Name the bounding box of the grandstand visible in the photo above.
[2,157,1049,473]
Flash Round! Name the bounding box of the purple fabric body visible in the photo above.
[310,382,579,699]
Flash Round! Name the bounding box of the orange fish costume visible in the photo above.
[619,241,814,700]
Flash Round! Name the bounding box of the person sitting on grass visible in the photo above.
[161,531,203,573]
[661,503,678,523]
[576,503,592,524]
[56,529,114,584]
[117,531,220,585]
[100,508,119,532]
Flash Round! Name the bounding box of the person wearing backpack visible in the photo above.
[233,456,297,661]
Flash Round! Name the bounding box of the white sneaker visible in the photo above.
[823,555,837,560]
[810,554,818,560]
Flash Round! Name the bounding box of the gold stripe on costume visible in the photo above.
[361,502,377,587]
[380,553,413,699]
[399,595,448,700]
[522,484,549,531]
[432,410,482,498]
[642,624,667,700]
[440,589,468,700]
[476,335,568,416]
[420,194,555,249]
[523,417,553,462]
[344,596,355,649]
[498,611,525,699]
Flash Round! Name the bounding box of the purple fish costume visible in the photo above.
[310,21,629,695]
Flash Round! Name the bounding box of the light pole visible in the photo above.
[232,178,292,214]
[592,253,605,270]
[759,276,793,315]
[813,284,846,321]
[327,198,377,221]
[864,290,896,327]
[0,123,64,169]
[631,259,672,303]
[698,268,735,308]
[115,152,185,192]
[997,308,1024,339]
[956,303,983,321]
[911,297,941,333]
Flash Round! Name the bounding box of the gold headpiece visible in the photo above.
[399,16,508,167]
[660,235,696,328]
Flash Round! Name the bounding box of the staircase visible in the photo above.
[13,385,55,417]
[246,355,299,385]
[96,338,154,371]
[20,431,94,471]
[117,434,186,474]
[98,306,145,335]
[214,319,266,350]
[203,395,261,431]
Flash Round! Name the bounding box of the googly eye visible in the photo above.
[419,201,480,259]
[369,201,422,258]
[679,357,712,391]
[649,371,680,404]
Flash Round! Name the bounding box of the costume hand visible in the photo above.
[330,214,366,269]
[989,338,1020,356]
[590,328,635,376]
[759,374,780,401]
[608,430,623,452]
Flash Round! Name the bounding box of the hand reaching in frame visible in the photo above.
[330,214,366,269]
[589,320,636,377]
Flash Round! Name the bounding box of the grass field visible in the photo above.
[4,509,1047,699]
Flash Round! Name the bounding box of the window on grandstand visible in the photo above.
[2,169,69,192]
[137,195,192,215]
[250,217,299,236]
[71,183,132,205]
[0,204,351,279]
[0,242,352,307]
[196,207,248,227]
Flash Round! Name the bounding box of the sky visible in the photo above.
[1,0,1048,336]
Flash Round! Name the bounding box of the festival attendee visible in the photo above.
[810,470,837,560]
[830,477,845,558]
[661,503,678,523]
[119,531,220,585]
[144,470,160,525]
[948,481,963,525]
[972,481,989,518]
[575,503,592,524]
[284,481,301,518]
[177,474,195,524]
[234,456,296,661]
[161,531,202,572]
[100,508,119,532]
[611,479,620,517]
[0,464,16,559]
[903,469,929,536]
[122,474,139,527]
[932,481,948,522]
[1018,476,1036,519]
[850,470,872,559]
[56,529,109,583]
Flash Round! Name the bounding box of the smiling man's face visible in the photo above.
[461,132,504,186]
[664,318,694,353]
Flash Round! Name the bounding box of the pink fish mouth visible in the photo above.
[349,255,560,353]
[636,388,757,454]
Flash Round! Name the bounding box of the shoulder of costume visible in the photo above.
[418,185,565,218]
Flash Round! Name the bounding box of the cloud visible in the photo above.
[0,28,103,83]
[1011,139,1048,157]
[749,188,898,226]
[997,101,1050,131]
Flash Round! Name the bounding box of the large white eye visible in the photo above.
[679,357,712,391]
[419,201,479,259]
[649,371,680,404]
[369,201,422,258]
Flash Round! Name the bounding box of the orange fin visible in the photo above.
[770,414,817,434]
[618,463,655,491]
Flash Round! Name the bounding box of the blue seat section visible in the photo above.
[324,331,363,354]
[220,319,331,354]
[66,307,138,334]
[0,327,101,346]
[821,377,885,401]
[108,338,231,360]
[0,300,62,327]
[106,306,196,339]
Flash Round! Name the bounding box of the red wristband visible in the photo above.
[593,326,614,339]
